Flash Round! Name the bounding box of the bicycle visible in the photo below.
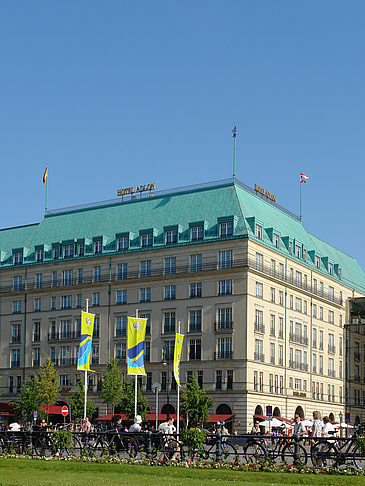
[241,435,308,465]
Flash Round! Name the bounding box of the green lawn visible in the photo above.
[0,458,363,486]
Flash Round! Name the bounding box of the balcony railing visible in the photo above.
[214,351,233,360]
[54,358,77,367]
[289,333,308,345]
[328,370,336,378]
[328,345,336,354]
[214,321,233,331]
[354,352,361,361]
[289,360,308,371]
[254,352,265,362]
[254,322,265,334]
[115,329,127,338]
[48,331,81,341]
[11,336,21,343]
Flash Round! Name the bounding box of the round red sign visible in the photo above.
[61,406,69,417]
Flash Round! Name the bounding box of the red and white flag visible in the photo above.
[300,172,309,184]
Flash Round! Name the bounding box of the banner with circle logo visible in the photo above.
[77,311,95,371]
[127,317,147,375]
[173,333,184,386]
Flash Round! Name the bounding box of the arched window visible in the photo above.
[216,404,232,415]
[161,403,175,416]
[329,412,335,422]
[273,407,281,417]
[295,406,304,419]
[355,415,361,425]
[254,405,263,416]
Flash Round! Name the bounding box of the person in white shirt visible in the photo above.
[9,420,22,431]
[128,415,143,433]
[158,416,176,435]
[322,416,336,438]
[158,416,180,460]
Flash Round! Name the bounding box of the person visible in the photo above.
[293,415,305,436]
[158,416,180,460]
[311,411,323,438]
[129,415,143,433]
[322,416,336,439]
[111,414,125,433]
[82,417,91,433]
[250,420,261,435]
[9,419,22,431]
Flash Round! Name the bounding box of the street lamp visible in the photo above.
[152,382,161,430]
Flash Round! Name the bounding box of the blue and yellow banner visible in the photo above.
[127,317,147,375]
[173,333,184,386]
[77,311,95,371]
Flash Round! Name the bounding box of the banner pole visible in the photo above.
[84,299,89,420]
[134,309,139,418]
[177,321,181,435]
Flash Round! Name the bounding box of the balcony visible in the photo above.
[254,352,265,362]
[54,358,77,367]
[11,336,21,344]
[92,357,99,365]
[354,352,361,361]
[214,351,233,360]
[214,321,233,332]
[289,333,308,345]
[328,370,336,378]
[11,361,20,368]
[289,360,308,371]
[115,329,127,338]
[48,331,81,341]
[328,345,336,354]
[254,322,265,334]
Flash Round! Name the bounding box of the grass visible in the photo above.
[0,458,364,486]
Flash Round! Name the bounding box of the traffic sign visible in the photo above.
[345,412,350,424]
[266,405,272,417]
[33,411,37,419]
[61,406,69,417]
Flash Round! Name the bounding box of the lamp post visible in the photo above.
[339,411,343,438]
[152,383,161,430]
[162,348,170,418]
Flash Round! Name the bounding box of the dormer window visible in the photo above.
[315,256,320,269]
[141,232,153,247]
[273,234,279,249]
[328,262,333,275]
[53,246,60,260]
[303,249,306,262]
[191,225,203,241]
[289,241,292,255]
[165,229,177,244]
[295,245,301,259]
[118,236,129,251]
[255,224,262,240]
[220,221,233,237]
[94,240,102,254]
[14,251,23,265]
[78,242,84,256]
[64,244,74,258]
[36,248,43,262]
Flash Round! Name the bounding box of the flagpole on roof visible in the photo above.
[43,165,48,215]
[299,177,302,222]
[232,123,237,182]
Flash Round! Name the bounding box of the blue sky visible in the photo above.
[0,1,364,270]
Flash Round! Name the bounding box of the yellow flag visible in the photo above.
[77,312,95,371]
[173,333,184,386]
[127,317,147,375]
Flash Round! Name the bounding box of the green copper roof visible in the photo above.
[0,179,364,293]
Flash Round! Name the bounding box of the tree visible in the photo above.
[181,375,214,427]
[15,376,43,421]
[70,379,96,422]
[100,358,124,414]
[120,378,149,421]
[36,356,60,421]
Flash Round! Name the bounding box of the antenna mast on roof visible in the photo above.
[232,123,237,183]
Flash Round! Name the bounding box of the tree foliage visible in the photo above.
[70,379,96,422]
[120,378,149,421]
[36,356,60,420]
[15,376,43,421]
[100,359,124,414]
[181,375,213,426]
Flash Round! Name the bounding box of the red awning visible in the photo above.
[94,414,128,422]
[207,414,234,423]
[0,403,15,413]
[95,414,183,423]
[40,406,64,415]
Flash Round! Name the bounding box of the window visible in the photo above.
[13,276,22,291]
[295,378,301,391]
[189,339,201,360]
[92,292,100,306]
[118,236,129,250]
[289,295,293,309]
[217,307,232,330]
[190,254,202,273]
[303,301,307,314]
[328,262,333,275]
[289,241,292,255]
[218,280,232,295]
[255,309,263,331]
[14,251,23,265]
[145,343,150,362]
[319,355,323,374]
[52,271,58,287]
[33,322,40,342]
[36,248,43,262]
[278,344,283,365]
[92,345,99,365]
[165,257,176,275]
[270,343,275,364]
[295,271,302,287]
[139,288,151,302]
[328,358,335,377]
[303,248,306,261]
[279,291,284,306]
[64,244,74,258]
[329,286,334,301]
[256,253,263,271]
[76,294,82,308]
[279,263,284,279]
[117,263,128,280]
[191,225,203,241]
[94,240,102,253]
[216,370,222,390]
[60,375,70,387]
[278,317,283,339]
[165,229,177,244]
[254,371,258,391]
[164,312,176,334]
[270,314,275,336]
[60,320,71,339]
[190,282,202,298]
[146,372,152,391]
[295,297,302,312]
[61,295,72,309]
[227,370,233,390]
[295,245,301,259]
[320,282,324,296]
[255,282,263,298]
[93,316,100,338]
[115,343,126,360]
[35,273,42,289]
[163,340,175,361]
[255,339,264,361]
[339,337,343,356]
[78,242,84,256]
[94,266,101,283]
[219,250,232,269]
[315,256,320,269]
[53,246,60,259]
[164,285,176,300]
[62,270,73,286]
[273,233,279,248]
[142,232,154,247]
[319,307,323,320]
[290,268,294,283]
[140,260,151,278]
[49,321,57,340]
[161,371,167,391]
[32,348,40,367]
[13,300,22,313]
[312,353,317,373]
[255,224,262,239]
[217,337,232,359]
[329,310,334,324]
[319,330,323,350]
[270,259,275,276]
[220,221,233,237]
[189,310,202,332]
[116,290,127,304]
[11,349,20,368]
[312,304,317,318]
[12,324,21,343]
[270,287,275,303]
[51,296,56,310]
[115,316,127,337]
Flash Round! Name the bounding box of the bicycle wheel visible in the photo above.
[281,443,308,466]
[352,444,365,470]
[311,442,337,467]
[221,442,238,463]
[34,436,56,457]
[242,441,267,464]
